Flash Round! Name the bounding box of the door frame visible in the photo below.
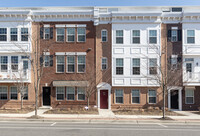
[168,86,182,111]
[42,87,51,106]
[100,90,109,109]
[170,90,179,109]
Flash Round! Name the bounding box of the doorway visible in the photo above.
[43,87,51,106]
[171,90,179,109]
[100,90,108,109]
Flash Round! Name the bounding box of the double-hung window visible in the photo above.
[171,30,177,42]
[187,30,195,44]
[132,90,140,104]
[44,27,50,39]
[149,58,157,75]
[67,56,75,73]
[132,30,140,44]
[77,56,86,73]
[66,87,75,100]
[148,90,156,104]
[67,28,75,42]
[102,57,107,70]
[132,58,140,75]
[56,28,65,42]
[56,56,65,73]
[10,86,18,100]
[77,28,86,42]
[0,28,7,41]
[149,30,157,44]
[0,56,8,72]
[0,87,7,100]
[23,87,28,100]
[44,55,50,67]
[56,87,65,100]
[21,28,28,41]
[77,87,85,100]
[185,89,194,104]
[116,58,123,75]
[10,28,18,41]
[115,89,123,104]
[186,63,192,73]
[11,56,18,72]
[116,30,123,44]
[101,29,107,42]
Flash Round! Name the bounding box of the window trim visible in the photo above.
[0,86,8,100]
[10,86,18,100]
[131,89,140,104]
[148,30,157,44]
[132,30,140,44]
[149,58,157,75]
[185,89,194,104]
[116,58,124,75]
[0,28,7,42]
[11,56,19,72]
[10,28,18,42]
[77,55,86,73]
[101,57,107,70]
[56,28,65,42]
[77,27,86,42]
[115,89,124,104]
[148,90,157,104]
[44,27,50,40]
[171,29,177,42]
[56,55,65,73]
[115,30,124,44]
[44,55,50,67]
[132,58,140,75]
[66,87,75,101]
[0,56,8,72]
[187,29,195,44]
[21,28,29,42]
[56,87,65,101]
[66,55,75,73]
[66,28,75,42]
[101,29,108,42]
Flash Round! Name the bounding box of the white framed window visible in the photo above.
[171,30,177,42]
[56,87,65,100]
[77,55,86,73]
[56,28,65,42]
[10,86,18,100]
[148,90,156,104]
[115,89,123,104]
[186,63,192,73]
[101,29,107,42]
[132,58,140,75]
[116,30,123,44]
[77,28,86,42]
[149,58,157,75]
[23,87,28,100]
[116,58,123,75]
[10,28,18,41]
[67,56,75,73]
[21,28,28,41]
[185,89,194,104]
[171,55,178,69]
[77,87,85,100]
[44,27,50,39]
[11,56,18,72]
[101,57,107,70]
[0,28,7,41]
[149,30,157,44]
[0,86,8,100]
[0,56,8,72]
[187,30,195,44]
[67,28,75,42]
[56,56,65,73]
[132,90,140,104]
[66,87,75,100]
[44,55,50,67]
[132,30,140,44]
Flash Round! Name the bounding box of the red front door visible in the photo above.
[100,90,108,109]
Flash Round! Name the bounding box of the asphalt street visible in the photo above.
[0,121,200,136]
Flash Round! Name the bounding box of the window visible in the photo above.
[187,30,195,44]
[11,56,18,72]
[116,30,123,44]
[149,58,157,75]
[132,90,140,104]
[44,55,50,67]
[56,87,65,100]
[10,87,18,100]
[56,28,65,42]
[67,28,75,42]
[0,87,7,100]
[132,30,140,44]
[149,30,157,44]
[116,58,123,75]
[115,89,123,104]
[21,28,28,41]
[171,30,177,42]
[148,90,156,104]
[77,56,86,73]
[44,27,50,39]
[0,56,8,72]
[102,57,107,70]
[77,87,85,100]
[77,28,86,42]
[56,56,65,73]
[101,29,107,42]
[132,58,140,75]
[23,87,28,100]
[185,89,194,104]
[67,56,75,73]
[186,63,192,72]
[23,60,28,76]
[0,28,7,41]
[66,87,75,100]
[171,55,178,69]
[10,28,18,41]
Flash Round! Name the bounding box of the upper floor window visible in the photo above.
[10,86,18,100]
[0,86,7,100]
[56,28,65,42]
[101,29,107,42]
[115,89,123,104]
[132,90,140,104]
[102,57,107,70]
[132,58,140,75]
[186,63,192,73]
[44,55,50,67]
[77,55,86,73]
[187,30,195,44]
[10,28,18,41]
[149,30,157,44]
[0,28,7,41]
[67,56,75,73]
[77,28,86,42]
[171,55,178,69]
[132,30,140,44]
[149,58,157,75]
[11,56,18,72]
[21,28,28,41]
[77,87,85,100]
[44,28,50,39]
[116,30,123,44]
[56,56,65,73]
[116,58,123,75]
[67,28,75,42]
[0,56,8,72]
[171,30,177,42]
[148,90,156,104]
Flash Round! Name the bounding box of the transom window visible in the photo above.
[185,89,194,104]
[67,56,75,73]
[0,56,8,72]
[77,56,86,73]
[187,30,195,44]
[0,86,7,100]
[11,56,18,72]
[66,87,75,100]
[132,58,140,75]
[171,30,177,42]
[10,86,18,100]
[10,28,18,41]
[149,30,157,44]
[149,58,157,75]
[21,28,28,41]
[0,28,7,41]
[101,29,107,42]
[77,87,85,100]
[132,30,140,44]
[116,30,123,44]
[56,56,65,73]
[67,28,75,42]
[116,58,123,75]
[56,87,65,100]
[102,57,107,70]
[115,89,123,104]
[56,28,65,42]
[148,90,156,104]
[132,90,140,104]
[77,28,86,42]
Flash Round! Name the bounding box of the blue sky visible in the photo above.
[0,0,200,7]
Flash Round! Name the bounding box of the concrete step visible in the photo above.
[39,106,52,110]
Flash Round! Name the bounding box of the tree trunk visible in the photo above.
[35,88,38,116]
[21,96,23,110]
[163,85,165,119]
[87,97,90,109]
